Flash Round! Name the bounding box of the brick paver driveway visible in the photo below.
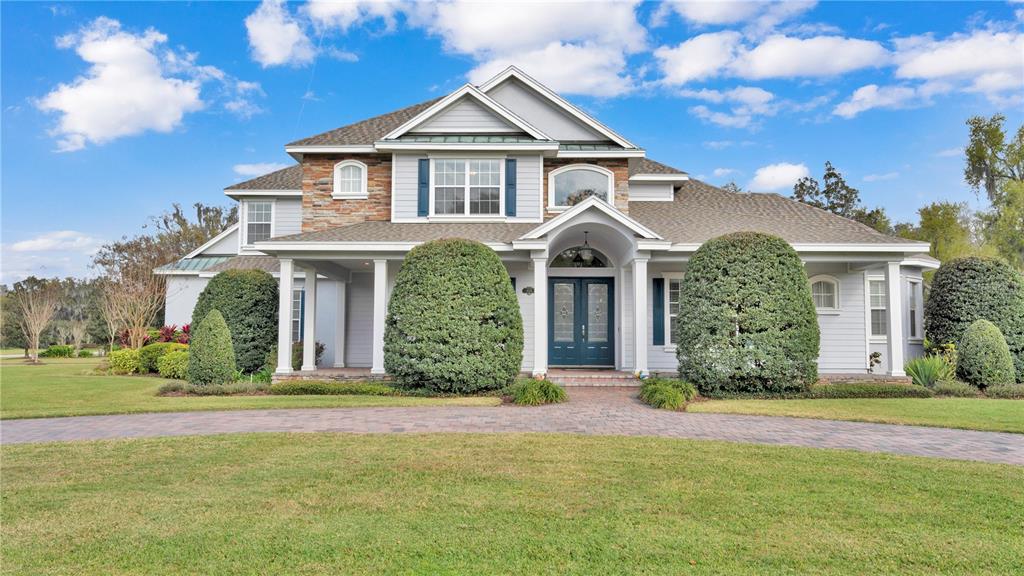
[2,388,1021,465]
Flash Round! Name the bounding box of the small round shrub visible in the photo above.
[384,239,523,394]
[932,380,980,397]
[925,257,1024,382]
[157,350,190,380]
[985,383,1024,399]
[77,349,94,358]
[109,348,141,374]
[187,309,237,386]
[510,379,567,406]
[676,232,820,396]
[192,269,278,374]
[139,342,188,373]
[957,319,1016,388]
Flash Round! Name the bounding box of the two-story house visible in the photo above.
[156,66,936,379]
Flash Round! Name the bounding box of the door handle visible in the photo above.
[581,324,586,339]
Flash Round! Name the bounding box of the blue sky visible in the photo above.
[2,1,1022,283]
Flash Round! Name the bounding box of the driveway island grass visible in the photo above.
[689,397,1024,434]
[2,433,1022,575]
[0,359,498,419]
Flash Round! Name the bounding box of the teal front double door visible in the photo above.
[548,277,615,367]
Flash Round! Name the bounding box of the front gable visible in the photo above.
[409,97,522,134]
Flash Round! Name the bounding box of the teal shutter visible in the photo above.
[417,159,429,217]
[505,159,517,217]
[652,278,665,346]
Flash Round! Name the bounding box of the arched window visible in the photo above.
[333,160,367,199]
[548,164,613,209]
[551,246,610,268]
[809,275,840,311]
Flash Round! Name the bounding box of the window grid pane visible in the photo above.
[811,281,836,309]
[339,165,362,194]
[246,201,272,243]
[869,280,887,336]
[291,290,303,343]
[668,279,681,345]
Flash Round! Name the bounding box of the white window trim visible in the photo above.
[547,164,614,211]
[908,279,923,342]
[241,198,275,249]
[867,276,887,342]
[662,272,684,351]
[332,160,368,199]
[428,158,505,218]
[808,274,841,315]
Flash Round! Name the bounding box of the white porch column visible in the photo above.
[333,280,347,368]
[885,261,905,376]
[532,253,548,377]
[276,258,294,373]
[632,254,649,376]
[371,259,387,374]
[301,267,318,371]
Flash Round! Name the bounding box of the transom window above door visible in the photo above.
[549,164,613,209]
[432,159,502,216]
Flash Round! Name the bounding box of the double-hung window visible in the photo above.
[667,277,682,345]
[246,201,272,244]
[908,280,921,339]
[869,280,887,337]
[432,159,501,216]
[291,289,304,343]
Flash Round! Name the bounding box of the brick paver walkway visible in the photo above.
[2,388,1021,465]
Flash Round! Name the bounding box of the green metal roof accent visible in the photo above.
[559,142,626,151]
[155,255,232,272]
[394,134,546,143]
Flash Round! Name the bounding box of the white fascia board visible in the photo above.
[374,141,559,152]
[382,84,552,141]
[284,145,377,154]
[636,240,673,250]
[665,242,933,254]
[519,196,663,240]
[224,190,302,198]
[254,241,517,253]
[153,269,203,276]
[629,174,690,182]
[477,66,638,150]
[557,150,647,158]
[901,256,941,269]
[184,223,240,259]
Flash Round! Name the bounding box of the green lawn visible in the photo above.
[2,433,1021,575]
[690,397,1024,433]
[0,358,498,419]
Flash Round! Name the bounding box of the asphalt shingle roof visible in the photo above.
[629,157,687,176]
[205,255,280,274]
[225,164,302,191]
[287,97,444,147]
[269,222,538,244]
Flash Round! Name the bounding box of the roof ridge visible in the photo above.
[760,191,916,243]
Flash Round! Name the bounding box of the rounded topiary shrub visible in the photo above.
[925,257,1024,382]
[957,319,1016,388]
[187,309,237,386]
[139,342,188,373]
[676,232,820,396]
[384,239,523,393]
[192,269,278,374]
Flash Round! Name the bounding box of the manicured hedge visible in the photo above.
[192,269,278,373]
[932,380,980,397]
[157,350,189,380]
[676,232,820,396]
[986,384,1024,399]
[808,382,933,399]
[269,381,398,396]
[109,348,141,375]
[187,310,237,386]
[139,342,188,373]
[508,379,566,406]
[957,319,1016,388]
[384,239,523,394]
[925,257,1024,382]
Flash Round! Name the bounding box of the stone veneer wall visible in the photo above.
[302,154,392,232]
[542,157,630,217]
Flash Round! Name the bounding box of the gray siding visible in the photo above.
[808,265,868,374]
[345,272,373,367]
[486,78,604,141]
[205,227,239,255]
[274,198,302,237]
[513,154,542,220]
[506,262,533,371]
[164,276,209,326]
[628,182,673,202]
[410,97,517,133]
[392,153,423,220]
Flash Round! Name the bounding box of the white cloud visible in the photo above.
[892,29,1024,103]
[324,46,359,62]
[863,171,899,182]
[935,147,962,157]
[690,104,754,128]
[831,82,952,118]
[468,42,634,97]
[682,85,776,128]
[2,231,105,283]
[233,162,289,177]
[657,0,816,36]
[661,1,764,26]
[713,167,738,177]
[305,0,400,32]
[748,162,809,191]
[245,0,315,67]
[656,33,887,86]
[36,18,203,152]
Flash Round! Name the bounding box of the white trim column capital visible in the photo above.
[276,258,294,374]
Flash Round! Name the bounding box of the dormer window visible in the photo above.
[549,164,613,210]
[245,200,273,244]
[333,160,367,199]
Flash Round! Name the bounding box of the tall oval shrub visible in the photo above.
[384,239,523,393]
[187,309,237,386]
[924,257,1024,382]
[957,319,1016,388]
[192,269,278,373]
[676,232,820,396]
